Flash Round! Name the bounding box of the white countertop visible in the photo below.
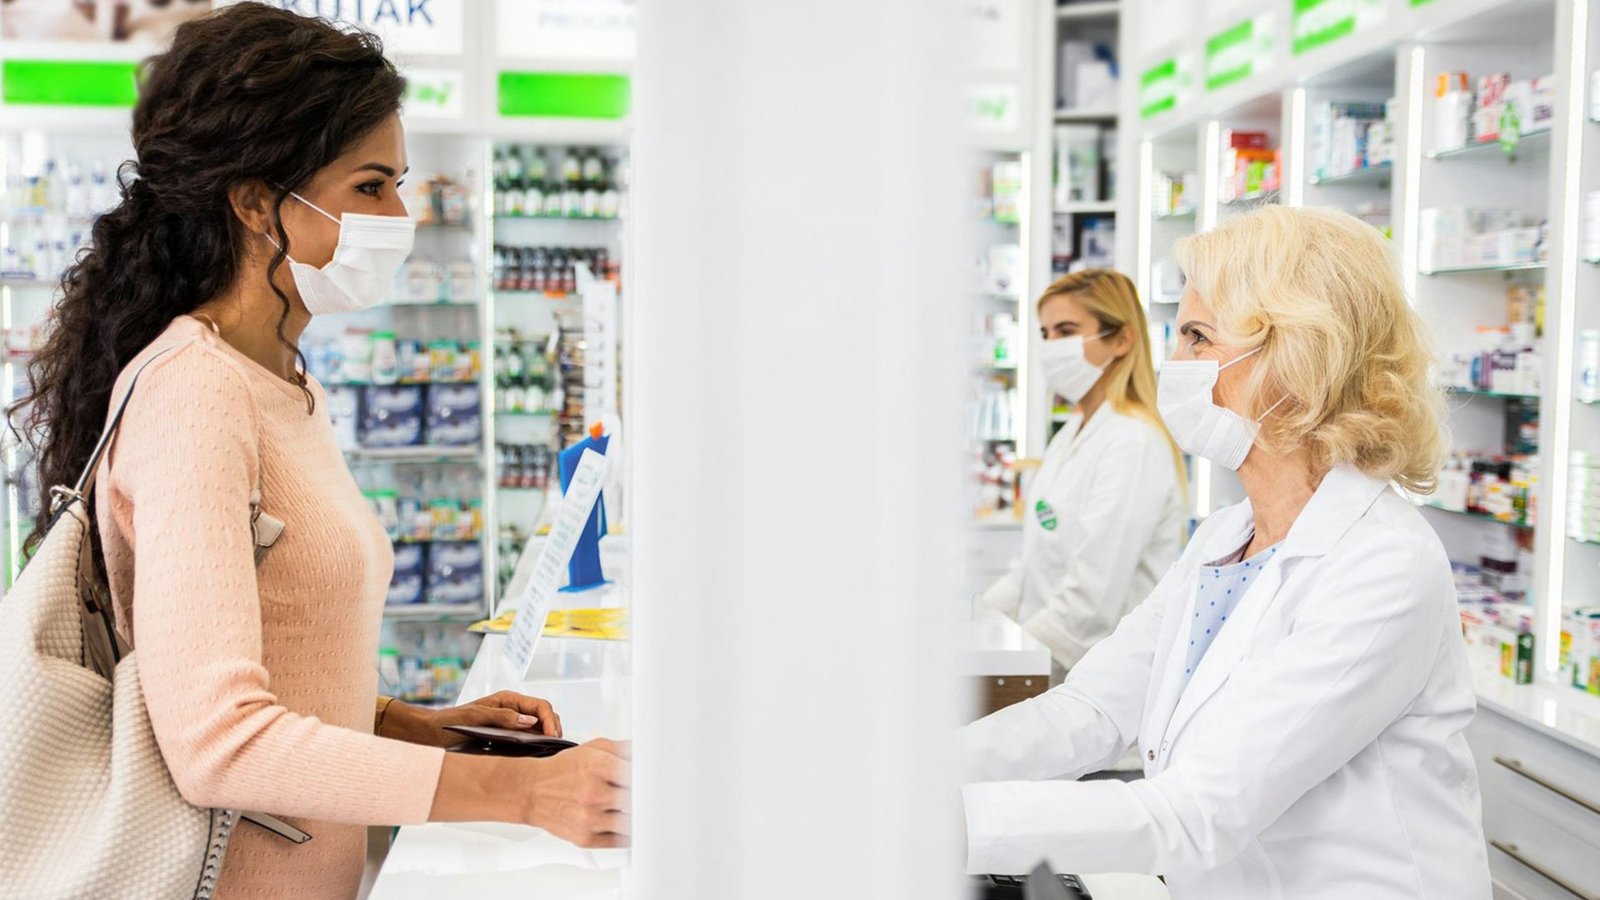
[1472,667,1600,761]
[964,612,1054,677]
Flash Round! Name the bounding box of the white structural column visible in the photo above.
[630,2,968,898]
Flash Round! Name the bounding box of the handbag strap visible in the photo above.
[50,344,183,518]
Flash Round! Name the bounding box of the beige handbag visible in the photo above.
[0,345,302,899]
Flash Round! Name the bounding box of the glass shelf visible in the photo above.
[1426,130,1550,160]
[496,410,556,418]
[1308,164,1392,186]
[344,446,482,463]
[1419,502,1534,531]
[1447,388,1540,401]
[1572,535,1600,547]
[1421,262,1547,276]
[383,603,483,621]
[1153,208,1196,220]
[494,214,620,223]
[1222,190,1279,206]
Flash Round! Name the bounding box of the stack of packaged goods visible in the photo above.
[1456,528,1535,684]
[1570,452,1600,545]
[1151,170,1196,216]
[377,625,483,706]
[1310,100,1396,179]
[0,151,118,281]
[361,470,484,608]
[1433,70,1556,154]
[1417,207,1547,272]
[1434,453,1537,527]
[1218,130,1279,203]
[1562,608,1600,696]
[314,329,483,451]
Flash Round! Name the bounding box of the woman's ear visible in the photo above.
[1110,324,1136,358]
[228,179,277,236]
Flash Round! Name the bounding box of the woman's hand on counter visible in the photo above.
[381,691,564,747]
[429,738,632,849]
[519,738,632,848]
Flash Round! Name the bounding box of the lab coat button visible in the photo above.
[1147,749,1155,761]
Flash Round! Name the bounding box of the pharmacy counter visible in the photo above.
[368,633,632,900]
[371,630,1166,899]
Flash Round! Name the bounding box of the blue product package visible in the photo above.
[425,384,483,447]
[557,432,609,592]
[360,386,426,447]
[427,541,484,605]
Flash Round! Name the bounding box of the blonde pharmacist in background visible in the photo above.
[960,207,1491,899]
[982,270,1186,672]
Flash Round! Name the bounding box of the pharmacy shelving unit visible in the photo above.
[0,125,133,588]
[1124,0,1600,894]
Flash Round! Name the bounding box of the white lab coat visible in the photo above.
[984,405,1183,669]
[960,465,1490,900]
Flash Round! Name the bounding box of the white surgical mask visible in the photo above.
[1038,329,1113,404]
[264,191,415,316]
[1156,346,1284,471]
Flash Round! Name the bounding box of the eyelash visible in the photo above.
[357,180,392,197]
[1187,331,1209,347]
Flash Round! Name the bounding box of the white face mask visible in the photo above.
[1157,346,1284,471]
[1038,329,1113,404]
[265,191,415,316]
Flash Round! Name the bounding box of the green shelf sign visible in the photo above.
[2,60,140,107]
[1140,58,1179,119]
[1206,18,1257,92]
[1292,0,1354,56]
[497,72,631,120]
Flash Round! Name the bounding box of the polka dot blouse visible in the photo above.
[1182,542,1280,689]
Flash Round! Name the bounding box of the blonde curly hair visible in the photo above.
[1175,206,1448,493]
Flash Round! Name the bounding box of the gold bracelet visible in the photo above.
[376,695,397,736]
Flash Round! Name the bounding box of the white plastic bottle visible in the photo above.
[372,331,400,385]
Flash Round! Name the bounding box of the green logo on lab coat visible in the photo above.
[1035,499,1058,531]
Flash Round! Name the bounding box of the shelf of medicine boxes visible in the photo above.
[1447,387,1541,401]
[382,603,484,622]
[1420,262,1548,277]
[1417,502,1534,532]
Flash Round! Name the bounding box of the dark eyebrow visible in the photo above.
[355,163,408,177]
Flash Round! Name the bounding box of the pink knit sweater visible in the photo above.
[95,316,445,899]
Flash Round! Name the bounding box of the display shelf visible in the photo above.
[1425,130,1551,160]
[493,290,580,301]
[1418,502,1533,531]
[971,517,1022,531]
[1152,207,1195,220]
[1572,536,1600,548]
[1447,387,1541,401]
[1420,262,1548,276]
[1308,163,1392,186]
[0,278,57,289]
[344,445,482,463]
[1056,1,1119,21]
[1054,108,1118,124]
[382,298,480,308]
[493,214,620,223]
[496,410,556,418]
[382,603,483,621]
[1581,398,1600,406]
[1221,190,1279,206]
[1058,201,1116,214]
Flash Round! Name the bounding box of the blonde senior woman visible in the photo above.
[959,206,1490,900]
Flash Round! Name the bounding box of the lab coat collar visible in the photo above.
[1190,464,1389,564]
[1152,465,1391,764]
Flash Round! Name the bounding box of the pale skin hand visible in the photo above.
[428,739,631,848]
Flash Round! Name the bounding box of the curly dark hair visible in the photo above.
[13,3,405,553]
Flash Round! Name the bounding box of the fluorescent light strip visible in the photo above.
[1195,120,1222,518]
[1401,45,1426,303]
[1541,0,1588,675]
[1018,149,1032,456]
[1287,88,1307,208]
[1137,138,1155,302]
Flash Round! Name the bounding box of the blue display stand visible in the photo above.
[557,430,609,592]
